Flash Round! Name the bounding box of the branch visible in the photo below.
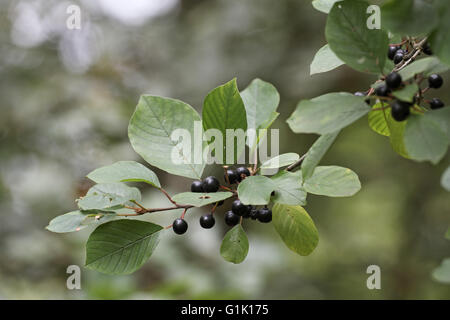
[160,188,177,205]
[286,154,307,172]
[393,37,427,72]
[117,204,193,217]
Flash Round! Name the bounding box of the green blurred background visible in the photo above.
[0,0,449,299]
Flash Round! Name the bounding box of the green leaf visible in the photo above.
[303,166,361,197]
[383,59,396,75]
[381,0,438,37]
[46,210,117,233]
[301,131,339,180]
[77,183,141,211]
[384,107,410,158]
[46,211,87,233]
[272,204,319,256]
[441,166,450,191]
[220,224,249,264]
[260,153,299,174]
[368,103,390,137]
[258,111,280,130]
[202,79,247,164]
[241,78,280,150]
[398,57,448,81]
[287,92,370,134]
[271,171,307,206]
[404,114,448,164]
[325,0,388,74]
[247,111,280,162]
[429,1,450,66]
[426,107,450,140]
[392,83,418,103]
[237,176,276,205]
[423,60,450,77]
[85,220,163,275]
[432,258,450,284]
[310,44,345,75]
[128,95,205,180]
[81,212,117,227]
[87,161,160,188]
[312,0,340,14]
[172,192,233,207]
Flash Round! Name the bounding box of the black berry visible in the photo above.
[422,42,432,55]
[224,169,239,184]
[429,98,444,110]
[191,180,204,193]
[391,101,410,121]
[393,52,404,64]
[202,176,220,192]
[236,167,250,180]
[231,199,251,217]
[257,208,272,223]
[173,218,188,235]
[249,209,258,220]
[388,46,400,60]
[199,214,215,229]
[385,72,402,90]
[428,74,443,89]
[216,200,225,206]
[242,205,253,219]
[224,210,240,226]
[375,84,390,97]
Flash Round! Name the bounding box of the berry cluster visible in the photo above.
[172,167,273,235]
[190,176,220,193]
[377,71,444,121]
[225,201,272,226]
[355,41,446,122]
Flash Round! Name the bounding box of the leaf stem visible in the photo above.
[160,187,177,205]
[252,147,258,174]
[181,208,188,219]
[286,154,307,172]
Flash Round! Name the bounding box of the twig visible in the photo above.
[389,39,407,47]
[211,202,219,215]
[117,205,193,216]
[130,200,146,210]
[220,185,237,196]
[393,37,427,72]
[286,154,307,172]
[160,188,177,205]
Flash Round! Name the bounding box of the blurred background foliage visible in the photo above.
[0,0,449,299]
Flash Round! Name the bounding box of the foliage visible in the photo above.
[310,0,450,284]
[45,0,450,278]
[47,76,359,274]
